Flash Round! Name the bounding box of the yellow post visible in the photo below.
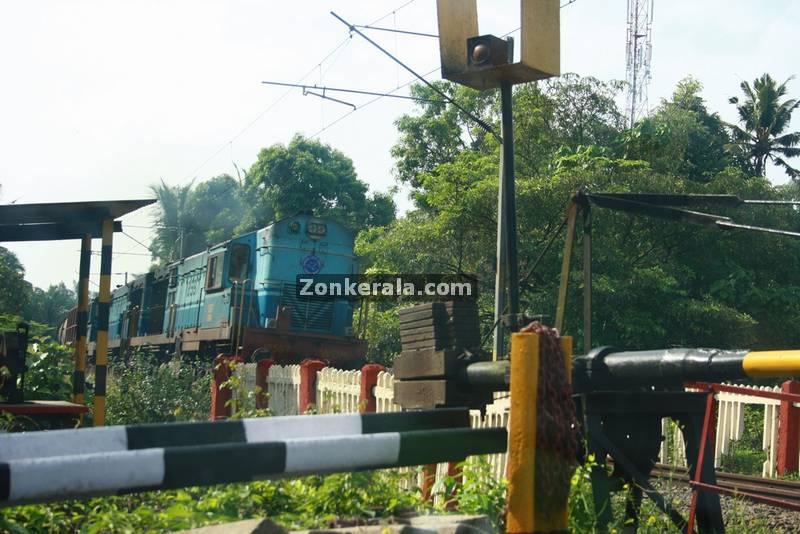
[72,234,91,404]
[506,332,540,533]
[93,219,114,426]
[507,333,574,533]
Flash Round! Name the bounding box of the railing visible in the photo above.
[659,383,800,478]
[230,362,800,484]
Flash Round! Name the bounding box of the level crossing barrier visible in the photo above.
[0,408,504,507]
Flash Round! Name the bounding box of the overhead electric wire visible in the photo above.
[354,25,438,38]
[179,0,420,184]
[306,19,527,140]
[121,231,152,252]
[261,81,443,104]
[330,11,502,143]
[309,66,439,139]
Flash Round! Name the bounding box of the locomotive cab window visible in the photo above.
[229,244,250,282]
[205,253,224,290]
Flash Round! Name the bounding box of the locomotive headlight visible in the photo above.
[289,221,301,234]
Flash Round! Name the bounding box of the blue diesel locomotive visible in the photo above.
[77,214,366,366]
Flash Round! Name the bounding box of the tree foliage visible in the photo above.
[24,282,76,330]
[244,134,396,230]
[0,247,31,317]
[149,174,245,263]
[149,136,396,264]
[727,73,800,179]
[360,73,800,362]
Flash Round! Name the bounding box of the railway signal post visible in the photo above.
[435,1,563,531]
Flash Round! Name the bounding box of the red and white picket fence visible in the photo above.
[212,357,800,482]
[659,382,800,478]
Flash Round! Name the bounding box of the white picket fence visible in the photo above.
[232,364,510,495]
[658,384,797,478]
[235,365,799,482]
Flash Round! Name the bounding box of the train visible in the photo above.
[60,214,367,367]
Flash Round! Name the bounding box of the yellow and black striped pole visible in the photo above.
[72,234,92,405]
[93,219,114,426]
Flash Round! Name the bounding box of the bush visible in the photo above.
[105,351,210,425]
[0,314,74,403]
[0,471,420,533]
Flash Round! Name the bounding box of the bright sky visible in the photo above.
[1,0,798,291]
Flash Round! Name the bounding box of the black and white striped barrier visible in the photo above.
[0,408,469,462]
[0,426,506,506]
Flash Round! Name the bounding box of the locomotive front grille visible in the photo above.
[281,284,333,332]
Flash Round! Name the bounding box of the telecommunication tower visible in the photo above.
[625,0,654,127]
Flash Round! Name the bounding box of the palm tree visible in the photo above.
[727,74,800,179]
[149,179,195,263]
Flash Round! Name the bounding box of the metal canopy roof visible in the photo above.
[0,199,156,242]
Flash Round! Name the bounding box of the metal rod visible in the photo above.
[687,391,717,533]
[262,81,442,103]
[582,205,592,353]
[329,11,501,142]
[354,24,438,38]
[500,81,519,325]
[303,90,356,109]
[555,202,579,332]
[493,152,507,360]
[715,220,800,239]
[588,420,689,531]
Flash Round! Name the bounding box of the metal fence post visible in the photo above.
[778,379,800,475]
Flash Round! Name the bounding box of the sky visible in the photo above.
[1,0,798,291]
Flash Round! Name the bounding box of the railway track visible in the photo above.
[650,463,800,508]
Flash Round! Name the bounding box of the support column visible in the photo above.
[93,219,113,426]
[500,80,519,325]
[359,363,384,413]
[299,359,326,414]
[777,380,800,475]
[72,234,91,405]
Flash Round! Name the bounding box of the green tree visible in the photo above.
[361,73,800,362]
[727,73,800,179]
[149,174,246,263]
[620,78,731,181]
[244,134,395,230]
[24,282,76,329]
[391,82,496,187]
[149,179,195,263]
[0,247,31,316]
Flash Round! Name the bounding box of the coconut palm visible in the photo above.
[727,74,800,179]
[149,179,195,263]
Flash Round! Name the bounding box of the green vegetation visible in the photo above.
[105,351,210,426]
[148,135,397,264]
[0,472,420,534]
[2,71,799,531]
[719,404,768,476]
[0,315,74,403]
